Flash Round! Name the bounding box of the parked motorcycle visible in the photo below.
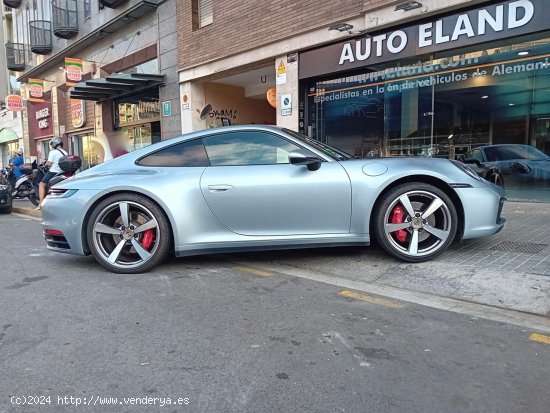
[3,163,39,205]
[31,155,82,206]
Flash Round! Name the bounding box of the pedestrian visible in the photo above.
[35,137,67,211]
[9,148,24,176]
[8,148,24,187]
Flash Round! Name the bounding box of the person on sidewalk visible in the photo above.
[35,137,67,210]
[8,148,24,187]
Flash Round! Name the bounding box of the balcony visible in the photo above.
[5,42,26,71]
[52,0,78,39]
[99,0,128,7]
[29,20,53,54]
[3,0,22,8]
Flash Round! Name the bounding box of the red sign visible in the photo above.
[5,95,24,111]
[71,99,86,128]
[28,78,45,103]
[65,57,83,86]
[28,101,53,138]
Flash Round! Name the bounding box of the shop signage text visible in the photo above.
[36,107,50,129]
[300,0,547,79]
[28,78,45,103]
[5,95,24,111]
[65,57,83,87]
[71,99,86,128]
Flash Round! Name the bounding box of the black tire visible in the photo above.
[86,193,171,273]
[373,183,458,263]
[28,189,39,206]
[0,205,12,214]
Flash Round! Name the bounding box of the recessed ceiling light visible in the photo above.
[481,95,489,99]
[518,51,529,56]
[509,103,515,106]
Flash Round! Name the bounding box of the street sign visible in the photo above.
[162,100,172,117]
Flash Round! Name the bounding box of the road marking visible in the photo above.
[529,333,550,345]
[339,290,404,309]
[239,261,550,333]
[232,265,272,277]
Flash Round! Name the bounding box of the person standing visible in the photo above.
[36,137,67,210]
[8,148,24,188]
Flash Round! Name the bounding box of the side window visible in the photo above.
[203,131,305,166]
[137,139,209,167]
[472,149,483,162]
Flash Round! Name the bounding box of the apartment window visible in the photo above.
[84,0,91,19]
[197,0,213,28]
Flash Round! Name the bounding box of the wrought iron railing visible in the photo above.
[29,20,53,54]
[52,0,78,39]
[5,42,26,71]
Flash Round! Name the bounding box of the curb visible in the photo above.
[12,206,42,218]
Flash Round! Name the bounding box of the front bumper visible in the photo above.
[457,182,506,240]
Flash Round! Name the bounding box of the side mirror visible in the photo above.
[463,157,481,167]
[288,150,322,171]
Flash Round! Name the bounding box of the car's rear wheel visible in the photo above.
[373,183,457,262]
[86,194,171,273]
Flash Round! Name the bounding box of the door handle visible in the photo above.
[207,184,234,192]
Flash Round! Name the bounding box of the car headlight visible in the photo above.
[0,184,8,191]
[450,160,482,181]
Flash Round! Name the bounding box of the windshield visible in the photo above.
[283,129,353,161]
[484,145,550,162]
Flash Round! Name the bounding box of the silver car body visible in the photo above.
[41,125,505,265]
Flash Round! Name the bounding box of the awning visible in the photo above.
[0,127,18,144]
[69,73,165,102]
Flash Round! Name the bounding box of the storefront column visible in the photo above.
[180,81,206,134]
[275,55,299,131]
[400,88,419,156]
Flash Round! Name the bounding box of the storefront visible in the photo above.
[299,0,550,201]
[27,100,55,162]
[113,88,161,152]
[61,94,106,171]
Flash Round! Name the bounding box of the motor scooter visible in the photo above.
[32,156,82,206]
[4,164,38,205]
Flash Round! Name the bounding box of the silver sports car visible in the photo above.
[42,125,506,273]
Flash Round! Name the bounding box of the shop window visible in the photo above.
[70,134,104,170]
[137,139,209,167]
[114,88,160,128]
[304,36,550,201]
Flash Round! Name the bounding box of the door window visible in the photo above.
[203,131,306,166]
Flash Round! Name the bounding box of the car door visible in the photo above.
[200,130,352,236]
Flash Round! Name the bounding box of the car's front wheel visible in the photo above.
[86,194,171,273]
[373,183,457,262]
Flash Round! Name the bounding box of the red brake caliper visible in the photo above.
[140,229,155,250]
[391,205,408,243]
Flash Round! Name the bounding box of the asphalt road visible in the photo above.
[1,213,550,413]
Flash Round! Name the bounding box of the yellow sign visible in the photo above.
[277,61,286,75]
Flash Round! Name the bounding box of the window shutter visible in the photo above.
[199,0,213,27]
